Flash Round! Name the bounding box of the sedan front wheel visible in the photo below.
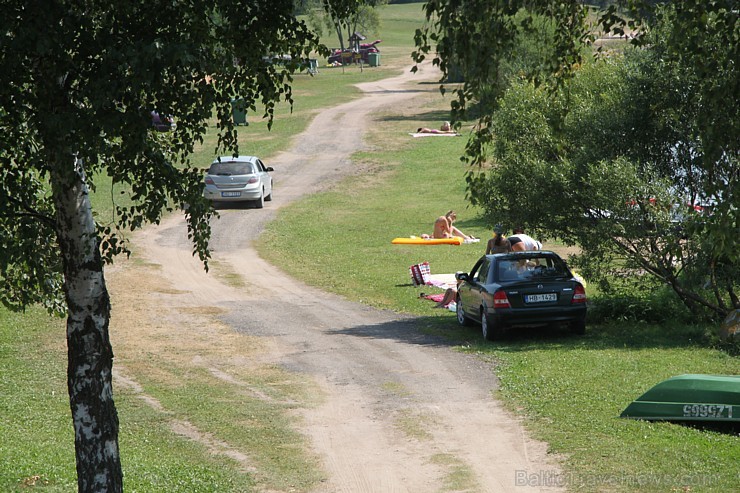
[456,296,473,327]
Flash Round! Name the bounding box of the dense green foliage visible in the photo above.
[472,9,738,319]
[413,0,738,319]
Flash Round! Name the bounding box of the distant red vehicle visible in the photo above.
[328,39,381,64]
[151,111,174,132]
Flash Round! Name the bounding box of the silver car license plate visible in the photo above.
[221,191,241,197]
[525,293,557,303]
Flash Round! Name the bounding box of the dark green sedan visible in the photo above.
[455,251,587,341]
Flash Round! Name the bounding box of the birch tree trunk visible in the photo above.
[51,157,123,493]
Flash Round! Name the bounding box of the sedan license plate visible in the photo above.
[525,293,557,303]
[221,191,241,197]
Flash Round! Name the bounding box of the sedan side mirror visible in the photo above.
[266,166,274,172]
[455,272,469,282]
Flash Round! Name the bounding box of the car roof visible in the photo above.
[486,251,561,260]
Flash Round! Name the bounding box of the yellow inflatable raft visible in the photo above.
[391,237,463,246]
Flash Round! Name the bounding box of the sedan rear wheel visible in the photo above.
[481,311,502,341]
[570,318,586,335]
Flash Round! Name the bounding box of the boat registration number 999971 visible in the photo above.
[682,404,733,419]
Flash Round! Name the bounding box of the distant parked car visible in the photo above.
[455,251,587,341]
[203,156,273,208]
[327,39,381,64]
[151,111,174,132]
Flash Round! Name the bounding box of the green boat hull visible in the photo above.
[621,374,740,422]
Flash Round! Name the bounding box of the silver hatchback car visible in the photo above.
[203,156,273,208]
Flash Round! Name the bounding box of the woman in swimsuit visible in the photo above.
[486,226,512,254]
[433,210,473,239]
[417,121,456,134]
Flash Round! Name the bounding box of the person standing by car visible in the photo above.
[508,227,542,251]
[486,224,512,254]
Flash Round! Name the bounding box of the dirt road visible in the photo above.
[112,64,563,492]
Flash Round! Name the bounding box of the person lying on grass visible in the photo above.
[416,121,456,134]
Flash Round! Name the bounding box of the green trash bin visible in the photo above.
[231,98,248,126]
[368,52,380,67]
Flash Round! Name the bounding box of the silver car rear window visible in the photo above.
[209,162,255,175]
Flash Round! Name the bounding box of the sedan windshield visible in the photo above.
[209,162,255,175]
[497,256,570,281]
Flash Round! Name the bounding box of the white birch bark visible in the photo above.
[51,157,123,493]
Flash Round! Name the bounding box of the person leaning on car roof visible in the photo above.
[507,227,542,251]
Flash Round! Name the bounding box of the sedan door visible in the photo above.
[459,258,491,323]
[256,159,272,197]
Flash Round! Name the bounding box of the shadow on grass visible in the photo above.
[450,217,489,232]
[336,314,711,354]
[470,320,710,353]
[678,421,740,436]
[379,110,452,123]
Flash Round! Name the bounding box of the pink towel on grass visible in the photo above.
[423,293,446,303]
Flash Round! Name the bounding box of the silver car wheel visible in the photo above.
[456,299,465,325]
[456,296,472,326]
[255,189,265,209]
